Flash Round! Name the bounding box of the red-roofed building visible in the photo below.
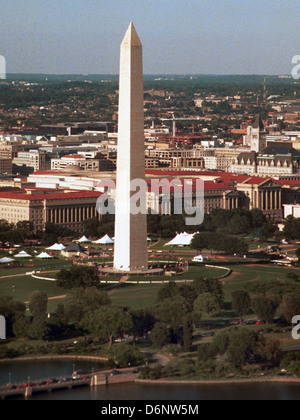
[0,189,102,233]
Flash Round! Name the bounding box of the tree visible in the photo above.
[182,317,193,352]
[252,296,278,323]
[296,248,300,264]
[225,328,258,369]
[218,235,248,255]
[56,266,99,289]
[159,215,186,238]
[193,277,224,308]
[260,221,278,241]
[191,232,218,253]
[153,296,189,328]
[156,281,180,303]
[129,309,156,341]
[232,290,252,325]
[193,293,221,318]
[190,232,212,252]
[213,329,230,356]
[178,284,197,312]
[29,290,48,318]
[258,337,281,365]
[82,215,114,238]
[0,295,26,337]
[28,316,50,340]
[82,217,101,237]
[283,215,295,241]
[227,213,251,235]
[283,216,300,241]
[210,209,232,230]
[81,306,133,349]
[13,314,31,339]
[109,344,144,368]
[197,343,217,362]
[250,208,267,229]
[282,293,300,323]
[150,322,170,348]
[64,287,111,323]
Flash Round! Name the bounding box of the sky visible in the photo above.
[1,0,299,75]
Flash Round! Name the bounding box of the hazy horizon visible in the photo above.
[4,72,291,77]
[1,0,299,75]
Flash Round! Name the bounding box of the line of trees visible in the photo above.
[232,288,300,326]
[191,232,249,255]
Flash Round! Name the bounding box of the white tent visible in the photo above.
[0,257,15,264]
[77,236,91,243]
[46,243,66,251]
[37,252,53,259]
[165,232,197,247]
[15,251,31,258]
[92,234,114,245]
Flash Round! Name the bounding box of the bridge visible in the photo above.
[0,368,139,399]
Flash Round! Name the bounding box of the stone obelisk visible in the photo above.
[114,22,148,272]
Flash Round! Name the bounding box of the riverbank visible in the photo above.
[1,356,300,386]
[0,355,109,364]
[136,376,300,385]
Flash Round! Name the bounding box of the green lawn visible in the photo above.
[109,283,163,309]
[223,263,300,302]
[108,265,230,309]
[0,257,72,305]
[0,274,66,304]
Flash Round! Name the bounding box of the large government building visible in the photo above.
[1,164,300,233]
[0,188,101,233]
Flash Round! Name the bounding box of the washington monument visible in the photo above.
[113,22,148,272]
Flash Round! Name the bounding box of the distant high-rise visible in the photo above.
[113,23,148,271]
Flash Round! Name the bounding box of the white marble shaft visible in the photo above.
[114,23,148,271]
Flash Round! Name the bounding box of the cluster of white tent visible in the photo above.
[0,250,54,261]
[15,250,54,259]
[76,235,114,245]
[0,233,154,265]
[76,235,151,245]
[165,232,198,247]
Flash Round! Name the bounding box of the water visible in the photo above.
[0,359,105,386]
[1,359,300,400]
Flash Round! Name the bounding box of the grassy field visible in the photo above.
[1,246,299,320]
[223,263,295,297]
[0,257,73,308]
[0,274,65,303]
[1,253,300,358]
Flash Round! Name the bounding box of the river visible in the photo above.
[1,359,300,400]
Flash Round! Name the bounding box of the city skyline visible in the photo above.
[1,0,299,76]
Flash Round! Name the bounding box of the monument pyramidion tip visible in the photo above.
[121,22,142,47]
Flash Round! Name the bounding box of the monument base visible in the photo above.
[99,267,164,277]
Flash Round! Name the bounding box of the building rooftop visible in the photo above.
[0,189,102,201]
